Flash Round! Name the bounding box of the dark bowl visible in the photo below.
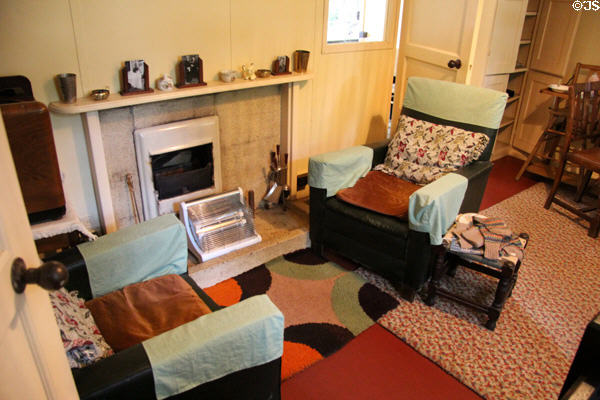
[256,69,271,78]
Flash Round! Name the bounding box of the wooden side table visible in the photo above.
[425,234,529,331]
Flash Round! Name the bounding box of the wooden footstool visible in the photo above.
[425,234,529,331]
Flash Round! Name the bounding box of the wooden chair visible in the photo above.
[571,63,600,84]
[544,81,600,238]
[516,63,600,182]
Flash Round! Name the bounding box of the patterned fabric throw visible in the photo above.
[473,216,514,260]
[49,288,113,368]
[445,213,524,261]
[374,114,489,184]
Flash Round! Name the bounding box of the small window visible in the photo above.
[323,0,398,53]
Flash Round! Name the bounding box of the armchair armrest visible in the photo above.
[308,145,373,197]
[408,173,468,245]
[143,295,284,399]
[455,160,493,181]
[71,343,155,400]
[77,214,188,298]
[72,295,283,400]
[455,160,494,213]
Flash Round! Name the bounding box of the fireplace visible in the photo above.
[151,143,214,200]
[78,85,284,231]
[134,116,222,220]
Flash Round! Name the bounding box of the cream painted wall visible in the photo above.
[1,0,400,228]
[293,0,400,193]
[69,1,231,92]
[0,0,99,228]
[565,12,600,79]
[311,50,396,151]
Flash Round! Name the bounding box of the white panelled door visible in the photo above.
[0,116,78,399]
[392,0,481,129]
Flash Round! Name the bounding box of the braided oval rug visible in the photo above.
[359,183,600,400]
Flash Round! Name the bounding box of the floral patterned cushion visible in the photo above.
[375,161,447,185]
[373,114,489,184]
[49,288,113,368]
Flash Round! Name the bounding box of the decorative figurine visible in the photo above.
[242,63,256,80]
[156,74,174,91]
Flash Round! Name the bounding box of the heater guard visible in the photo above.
[180,188,261,262]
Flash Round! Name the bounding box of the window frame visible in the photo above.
[322,0,400,54]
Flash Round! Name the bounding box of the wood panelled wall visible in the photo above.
[0,0,401,228]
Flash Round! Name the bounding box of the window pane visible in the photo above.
[326,0,388,44]
[362,0,387,42]
[327,0,362,43]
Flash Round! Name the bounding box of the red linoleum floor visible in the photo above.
[480,156,539,210]
[282,324,482,400]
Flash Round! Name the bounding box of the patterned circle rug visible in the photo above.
[358,183,600,399]
[203,250,399,381]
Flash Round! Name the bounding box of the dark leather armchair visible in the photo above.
[309,77,508,301]
[49,215,283,400]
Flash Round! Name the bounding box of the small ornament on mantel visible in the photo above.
[156,74,174,91]
[241,63,256,80]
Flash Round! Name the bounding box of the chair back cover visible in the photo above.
[78,214,188,297]
[402,77,508,161]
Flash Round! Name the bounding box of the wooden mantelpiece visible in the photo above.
[49,72,312,234]
[49,72,313,114]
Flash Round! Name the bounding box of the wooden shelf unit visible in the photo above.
[483,0,540,160]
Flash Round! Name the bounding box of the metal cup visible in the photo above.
[293,50,310,73]
[57,73,77,103]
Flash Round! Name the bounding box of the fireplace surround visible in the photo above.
[49,72,312,233]
[99,88,279,229]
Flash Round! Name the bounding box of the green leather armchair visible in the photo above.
[309,77,508,301]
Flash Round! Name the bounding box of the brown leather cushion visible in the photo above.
[336,170,421,219]
[86,274,211,352]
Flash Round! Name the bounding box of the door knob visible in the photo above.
[11,257,68,294]
[447,59,462,69]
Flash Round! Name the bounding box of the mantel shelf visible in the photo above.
[49,71,313,115]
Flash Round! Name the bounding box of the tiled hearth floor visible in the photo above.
[188,199,310,288]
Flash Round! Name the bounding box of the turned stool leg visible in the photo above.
[485,266,514,330]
